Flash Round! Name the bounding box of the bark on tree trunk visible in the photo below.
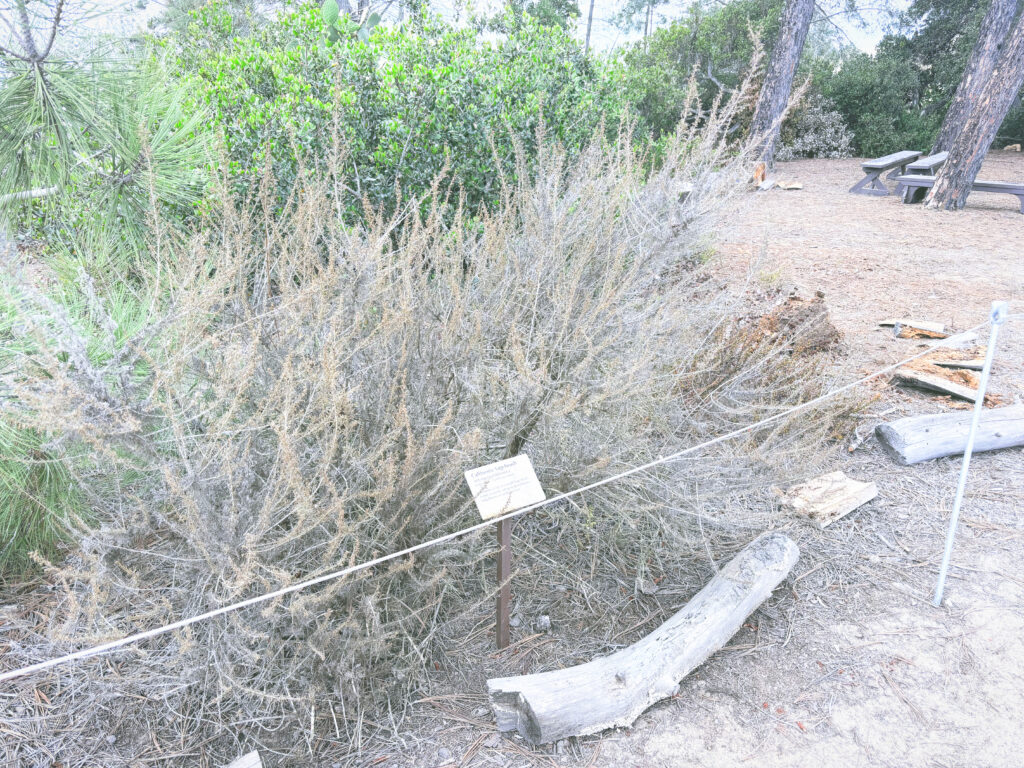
[928,13,1024,210]
[932,0,1019,154]
[585,0,595,52]
[748,0,815,168]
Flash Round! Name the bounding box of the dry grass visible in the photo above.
[0,90,857,766]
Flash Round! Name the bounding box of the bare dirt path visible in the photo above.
[397,156,1024,768]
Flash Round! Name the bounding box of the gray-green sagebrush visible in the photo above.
[0,104,853,765]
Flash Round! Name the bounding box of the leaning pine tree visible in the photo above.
[748,0,815,168]
[928,9,1024,210]
[931,0,1020,154]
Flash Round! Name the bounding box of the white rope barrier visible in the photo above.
[0,318,996,684]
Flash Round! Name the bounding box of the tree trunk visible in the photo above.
[928,13,1024,209]
[585,0,595,52]
[748,0,815,167]
[932,0,1019,153]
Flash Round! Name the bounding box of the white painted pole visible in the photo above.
[933,301,1008,607]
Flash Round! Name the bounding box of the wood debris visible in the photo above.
[774,471,877,528]
[923,345,987,371]
[894,365,979,402]
[777,180,803,190]
[878,318,948,338]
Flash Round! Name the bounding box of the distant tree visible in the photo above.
[928,10,1024,209]
[614,0,670,36]
[498,0,580,29]
[932,0,1020,152]
[748,0,815,167]
[584,0,595,50]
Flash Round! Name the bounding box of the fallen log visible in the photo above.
[487,533,799,744]
[875,404,1024,465]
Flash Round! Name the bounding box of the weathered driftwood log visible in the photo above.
[876,404,1024,465]
[487,533,799,744]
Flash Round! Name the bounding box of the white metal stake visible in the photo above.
[933,301,1008,607]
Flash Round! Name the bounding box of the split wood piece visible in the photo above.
[775,471,877,528]
[879,319,949,339]
[894,369,978,402]
[487,533,799,745]
[875,404,1024,465]
[932,358,985,371]
[878,319,946,334]
[777,180,803,190]
[224,753,262,768]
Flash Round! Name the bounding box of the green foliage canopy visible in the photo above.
[177,3,626,217]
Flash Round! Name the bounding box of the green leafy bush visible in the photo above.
[820,44,940,157]
[178,3,627,217]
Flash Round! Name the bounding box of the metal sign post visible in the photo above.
[933,301,1008,607]
[464,455,546,649]
[496,517,513,649]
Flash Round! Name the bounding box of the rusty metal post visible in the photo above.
[496,517,512,649]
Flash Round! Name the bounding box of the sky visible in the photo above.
[22,0,903,55]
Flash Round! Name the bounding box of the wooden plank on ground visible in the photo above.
[775,471,877,528]
[894,369,978,402]
[875,405,1024,465]
[879,319,948,338]
[932,358,985,371]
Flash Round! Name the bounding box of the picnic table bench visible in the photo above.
[894,174,1024,213]
[899,151,948,202]
[849,150,921,196]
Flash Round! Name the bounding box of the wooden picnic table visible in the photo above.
[900,152,948,202]
[895,174,1024,213]
[849,150,921,196]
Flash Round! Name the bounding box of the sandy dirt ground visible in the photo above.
[584,155,1024,768]
[396,155,1024,768]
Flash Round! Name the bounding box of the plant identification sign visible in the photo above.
[465,455,546,521]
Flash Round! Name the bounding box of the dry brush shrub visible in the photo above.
[0,105,853,764]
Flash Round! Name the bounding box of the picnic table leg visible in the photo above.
[885,163,910,181]
[900,180,925,204]
[849,171,890,196]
